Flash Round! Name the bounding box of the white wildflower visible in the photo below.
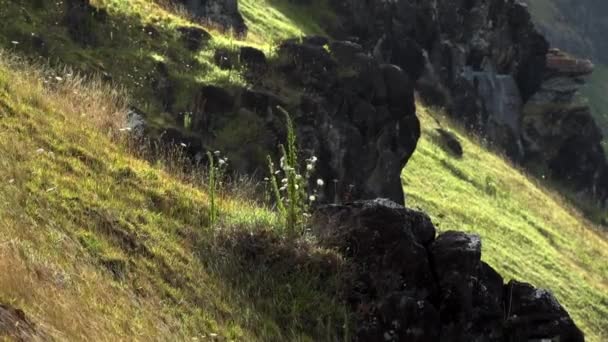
[36,148,45,154]
[214,150,221,156]
[306,164,314,171]
[281,178,288,184]
[55,76,63,81]
[180,143,187,147]
[8,179,14,184]
[316,179,324,187]
[309,195,316,202]
[218,159,226,166]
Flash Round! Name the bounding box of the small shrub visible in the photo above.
[267,106,320,236]
[485,176,498,197]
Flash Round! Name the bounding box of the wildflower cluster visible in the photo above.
[267,106,323,236]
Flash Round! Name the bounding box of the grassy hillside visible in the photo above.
[402,106,608,341]
[0,0,606,341]
[0,54,348,341]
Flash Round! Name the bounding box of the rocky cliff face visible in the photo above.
[314,199,584,341]
[329,0,608,207]
[166,39,420,204]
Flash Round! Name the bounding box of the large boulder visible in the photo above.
[275,40,420,203]
[313,199,584,342]
[63,0,107,46]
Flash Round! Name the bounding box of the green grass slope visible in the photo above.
[0,1,606,341]
[403,106,608,342]
[0,54,348,341]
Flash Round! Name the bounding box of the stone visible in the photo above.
[177,26,211,51]
[504,281,585,342]
[239,46,267,70]
[436,128,464,158]
[150,62,175,112]
[63,0,107,46]
[213,48,236,70]
[312,199,583,342]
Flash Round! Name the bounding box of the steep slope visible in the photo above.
[0,0,606,341]
[0,55,348,341]
[403,106,608,341]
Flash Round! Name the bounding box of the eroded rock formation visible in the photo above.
[314,199,584,342]
[169,39,421,203]
[329,0,608,207]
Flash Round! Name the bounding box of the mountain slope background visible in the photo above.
[0,0,606,341]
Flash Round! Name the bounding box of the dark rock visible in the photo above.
[330,0,608,208]
[143,24,160,39]
[174,0,247,35]
[239,46,267,70]
[436,128,464,158]
[277,39,338,91]
[522,50,608,204]
[303,35,329,47]
[241,89,284,115]
[199,85,234,114]
[313,199,583,342]
[177,26,211,51]
[213,48,236,70]
[63,0,107,46]
[328,40,363,65]
[314,199,438,308]
[150,62,175,112]
[505,280,585,342]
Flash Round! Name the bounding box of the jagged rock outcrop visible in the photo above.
[162,38,420,203]
[329,0,608,206]
[328,0,548,158]
[522,49,608,203]
[174,0,247,35]
[314,199,584,342]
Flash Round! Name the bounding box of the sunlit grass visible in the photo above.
[0,53,347,341]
